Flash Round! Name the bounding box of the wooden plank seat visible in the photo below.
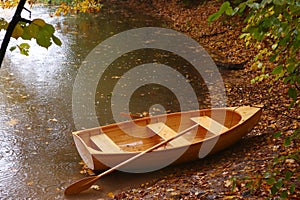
[147,122,191,147]
[191,116,229,135]
[90,134,123,152]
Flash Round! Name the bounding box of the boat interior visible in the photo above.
[76,108,242,153]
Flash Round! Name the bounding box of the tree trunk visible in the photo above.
[0,0,27,68]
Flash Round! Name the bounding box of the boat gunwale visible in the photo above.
[72,106,261,155]
[74,106,241,134]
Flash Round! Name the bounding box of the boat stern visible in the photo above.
[72,132,96,169]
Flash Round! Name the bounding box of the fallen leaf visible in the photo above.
[7,118,18,126]
[91,185,101,191]
[107,192,114,198]
[27,181,34,186]
[224,180,231,188]
[48,118,58,122]
[223,195,238,199]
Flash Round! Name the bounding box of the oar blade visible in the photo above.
[64,176,99,195]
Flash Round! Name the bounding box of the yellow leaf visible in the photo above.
[224,179,232,188]
[12,24,23,39]
[32,18,46,27]
[27,181,34,186]
[48,118,58,122]
[223,196,238,199]
[87,169,96,176]
[7,118,18,126]
[107,192,114,198]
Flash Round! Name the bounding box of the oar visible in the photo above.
[64,123,199,195]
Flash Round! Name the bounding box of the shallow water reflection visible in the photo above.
[0,4,218,199]
[0,4,177,199]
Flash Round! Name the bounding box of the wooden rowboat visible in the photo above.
[73,106,262,172]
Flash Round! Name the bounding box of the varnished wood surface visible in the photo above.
[72,106,262,170]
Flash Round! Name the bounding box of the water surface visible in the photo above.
[0,4,223,199]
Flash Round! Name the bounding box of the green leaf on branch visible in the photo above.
[9,46,17,52]
[35,24,57,48]
[286,63,296,74]
[32,18,46,27]
[287,87,297,108]
[290,4,300,14]
[266,177,275,185]
[290,183,296,194]
[11,18,61,54]
[0,18,9,30]
[36,28,52,48]
[288,88,297,100]
[247,2,260,9]
[271,65,283,75]
[274,0,285,5]
[52,35,62,46]
[275,178,284,189]
[285,171,293,180]
[209,0,299,107]
[43,24,55,35]
[237,2,247,14]
[208,1,233,22]
[12,23,23,39]
[280,190,288,199]
[271,184,279,195]
[284,136,291,146]
[18,43,30,56]
[22,23,39,40]
[273,132,282,138]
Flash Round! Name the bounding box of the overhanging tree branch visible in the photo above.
[0,0,28,68]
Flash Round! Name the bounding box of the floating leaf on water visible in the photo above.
[20,94,28,99]
[27,181,34,186]
[48,118,58,122]
[7,118,18,126]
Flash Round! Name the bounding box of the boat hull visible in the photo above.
[73,106,262,172]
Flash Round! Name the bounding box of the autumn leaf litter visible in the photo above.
[89,0,299,199]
